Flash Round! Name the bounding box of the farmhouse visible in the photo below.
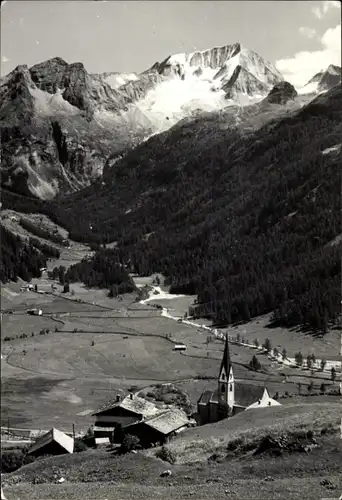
[197,334,281,425]
[93,393,194,445]
[27,428,74,456]
[92,393,160,439]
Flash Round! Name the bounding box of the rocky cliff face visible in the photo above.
[264,81,298,105]
[0,60,154,199]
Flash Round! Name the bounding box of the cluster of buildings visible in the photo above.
[27,335,280,457]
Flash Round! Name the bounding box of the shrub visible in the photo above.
[120,434,141,453]
[0,450,35,473]
[156,445,176,464]
[74,439,88,453]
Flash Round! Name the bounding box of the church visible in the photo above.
[197,334,281,425]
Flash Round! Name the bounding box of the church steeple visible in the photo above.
[218,334,234,408]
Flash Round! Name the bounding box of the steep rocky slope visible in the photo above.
[300,64,341,95]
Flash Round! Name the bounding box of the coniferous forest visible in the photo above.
[1,86,341,332]
[63,249,136,295]
[0,226,48,283]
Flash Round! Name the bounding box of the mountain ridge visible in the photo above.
[0,45,339,201]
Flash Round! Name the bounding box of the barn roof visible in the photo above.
[27,428,74,455]
[93,395,159,417]
[140,409,189,435]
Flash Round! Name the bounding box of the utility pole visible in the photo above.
[72,422,75,441]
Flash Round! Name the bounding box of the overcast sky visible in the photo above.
[1,0,341,86]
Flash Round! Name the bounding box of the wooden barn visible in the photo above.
[27,428,74,456]
[124,408,191,447]
[92,394,160,440]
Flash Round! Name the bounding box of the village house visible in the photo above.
[92,393,193,445]
[197,334,281,425]
[92,393,160,440]
[27,428,74,457]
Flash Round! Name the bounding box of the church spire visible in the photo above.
[218,333,235,409]
[219,333,232,379]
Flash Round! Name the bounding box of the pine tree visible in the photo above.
[295,352,303,366]
[306,355,312,369]
[263,338,272,353]
[249,355,262,371]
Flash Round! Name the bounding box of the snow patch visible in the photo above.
[321,144,341,155]
[104,72,138,90]
[140,286,187,304]
[29,88,81,116]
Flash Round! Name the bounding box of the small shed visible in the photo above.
[173,344,187,351]
[95,437,110,448]
[27,308,42,316]
[27,428,74,456]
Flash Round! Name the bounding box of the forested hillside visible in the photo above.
[62,249,136,296]
[3,86,341,331]
[0,226,49,283]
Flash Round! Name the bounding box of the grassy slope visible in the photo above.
[3,402,341,499]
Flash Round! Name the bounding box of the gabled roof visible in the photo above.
[245,388,282,410]
[93,395,159,417]
[142,409,189,435]
[197,390,213,405]
[234,383,266,408]
[28,428,74,455]
[198,384,267,408]
[219,334,232,378]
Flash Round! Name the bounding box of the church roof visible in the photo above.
[197,390,213,405]
[234,383,266,408]
[198,383,267,409]
[219,333,232,377]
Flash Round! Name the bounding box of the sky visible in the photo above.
[0,0,341,87]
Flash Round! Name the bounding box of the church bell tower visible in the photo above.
[218,334,234,410]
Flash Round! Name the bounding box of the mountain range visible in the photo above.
[1,42,340,200]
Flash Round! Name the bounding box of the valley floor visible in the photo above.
[1,212,341,500]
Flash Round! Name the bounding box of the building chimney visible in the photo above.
[129,393,133,400]
[116,394,121,402]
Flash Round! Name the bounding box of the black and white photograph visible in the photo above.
[0,1,341,499]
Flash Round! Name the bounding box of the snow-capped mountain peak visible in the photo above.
[299,65,341,95]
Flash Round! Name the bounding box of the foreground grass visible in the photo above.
[4,475,342,500]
